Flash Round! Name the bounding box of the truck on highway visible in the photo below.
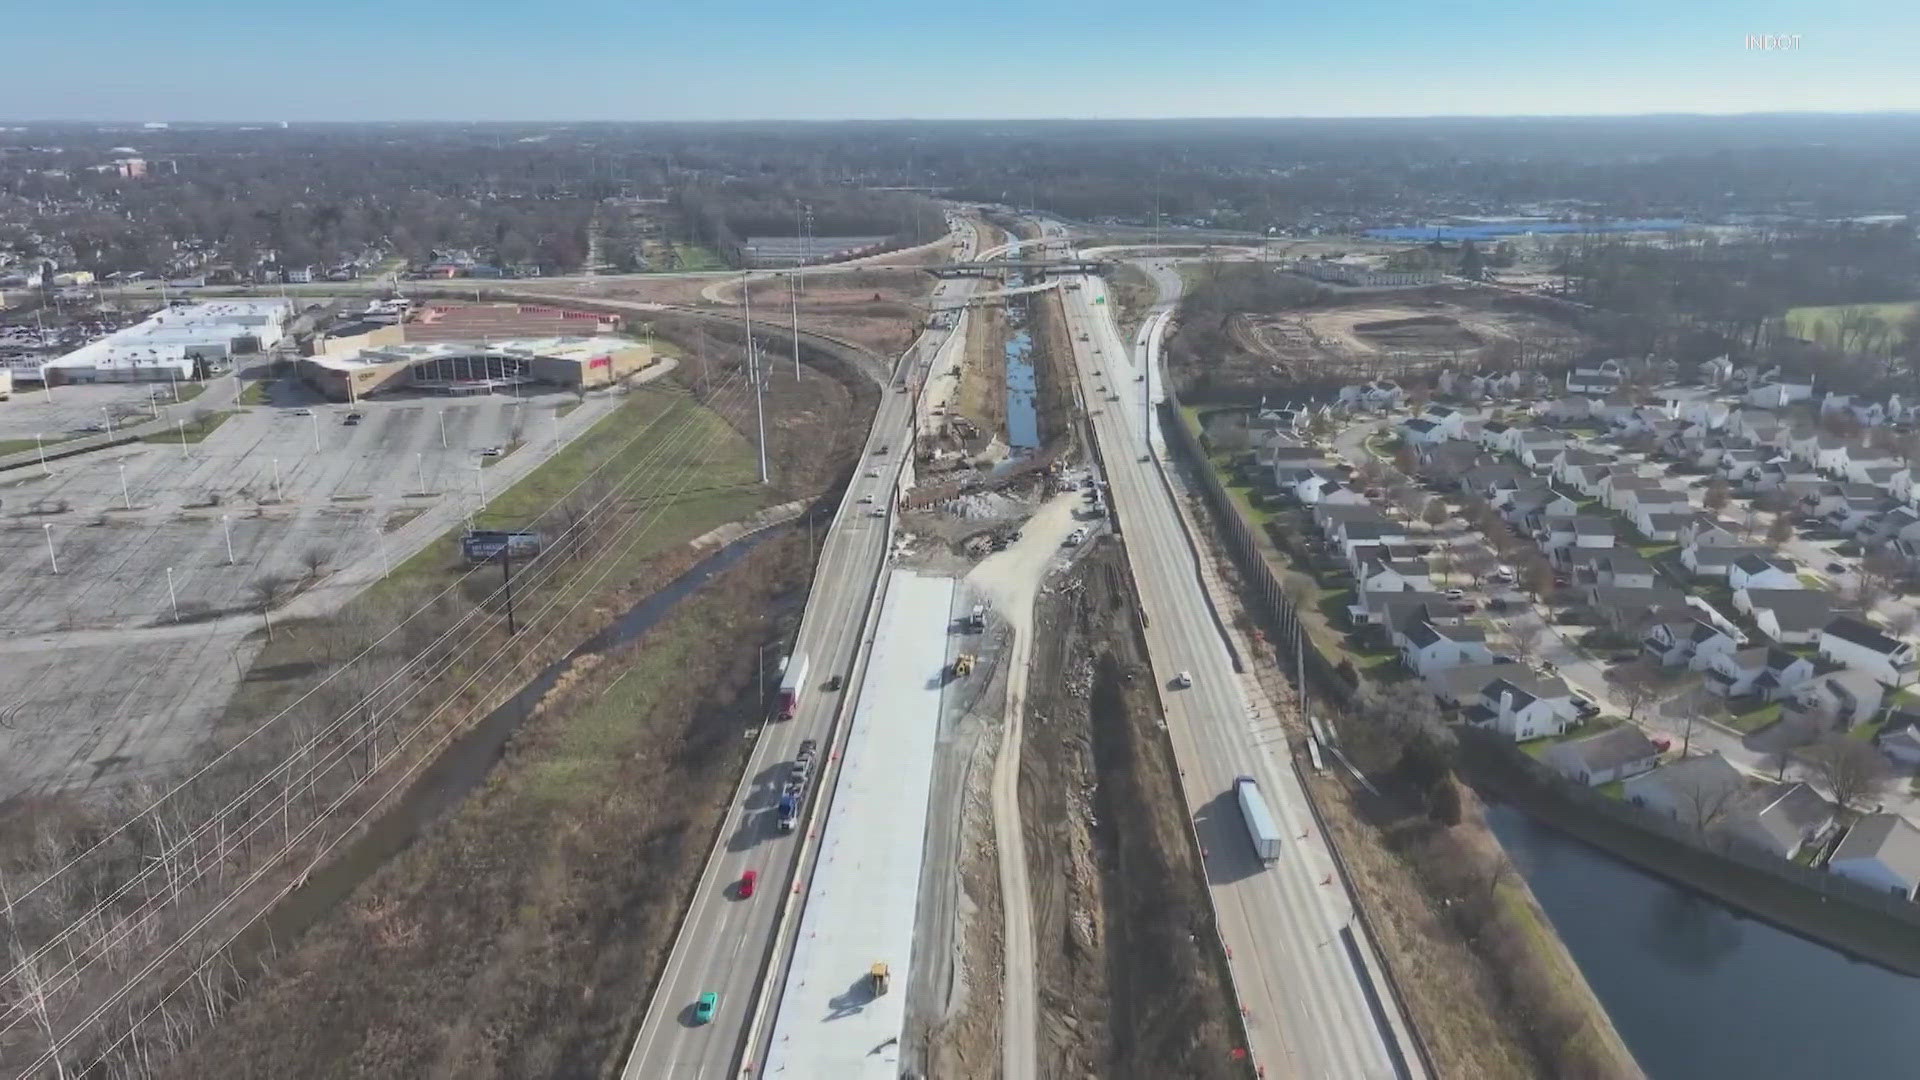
[778,652,811,720]
[1235,776,1282,863]
[777,789,800,833]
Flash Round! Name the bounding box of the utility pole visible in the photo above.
[742,274,768,484]
[165,567,180,623]
[790,272,801,379]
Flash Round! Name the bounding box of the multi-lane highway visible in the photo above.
[1050,226,1422,1079]
[619,225,977,1079]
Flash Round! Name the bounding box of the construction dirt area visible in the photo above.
[1194,286,1589,394]
[1005,539,1246,1079]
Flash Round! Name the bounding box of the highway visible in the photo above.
[1049,224,1421,1079]
[619,225,977,1079]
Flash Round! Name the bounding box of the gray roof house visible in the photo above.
[1830,814,1920,899]
[1541,725,1665,787]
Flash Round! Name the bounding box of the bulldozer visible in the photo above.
[949,653,975,679]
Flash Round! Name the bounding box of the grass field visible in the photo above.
[379,386,767,601]
[1785,301,1919,349]
[140,410,235,444]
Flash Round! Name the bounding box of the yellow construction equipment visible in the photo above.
[950,654,975,677]
[870,963,890,996]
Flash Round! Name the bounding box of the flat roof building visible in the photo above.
[298,335,655,401]
[44,299,292,383]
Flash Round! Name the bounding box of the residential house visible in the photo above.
[1819,616,1919,687]
[1463,463,1524,501]
[1891,467,1920,506]
[1679,516,1744,551]
[1681,543,1770,580]
[1631,489,1693,537]
[1640,510,1694,543]
[1728,553,1801,592]
[1722,783,1836,860]
[1877,722,1920,767]
[1735,588,1833,646]
[1399,417,1450,446]
[1545,450,1603,493]
[1699,355,1734,385]
[1729,409,1789,450]
[1747,377,1815,409]
[1358,556,1432,595]
[1570,549,1657,589]
[1643,615,1739,669]
[1459,670,1578,741]
[1623,753,1751,830]
[1829,814,1920,899]
[1721,448,1775,485]
[1543,725,1665,787]
[1587,585,1691,633]
[1515,429,1570,471]
[1545,515,1617,558]
[1539,396,1593,423]
[1568,360,1624,395]
[1398,616,1495,678]
[1698,645,1814,699]
[1601,472,1659,514]
[1477,421,1511,454]
[1791,667,1888,727]
[1846,445,1901,485]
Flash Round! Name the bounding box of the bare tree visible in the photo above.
[1607,658,1668,722]
[1420,496,1450,533]
[1671,760,1751,839]
[300,545,334,580]
[1765,513,1794,549]
[1803,733,1893,811]
[1764,707,1828,781]
[249,573,294,641]
[1703,478,1731,515]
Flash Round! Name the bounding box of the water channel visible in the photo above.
[1004,277,1039,454]
[1487,803,1920,1079]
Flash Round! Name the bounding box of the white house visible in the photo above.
[1623,753,1750,830]
[1643,615,1739,669]
[1722,782,1836,860]
[1542,725,1664,787]
[1568,360,1624,395]
[1359,556,1432,595]
[1829,814,1920,899]
[1698,645,1814,699]
[1791,668,1887,728]
[1460,671,1577,741]
[1397,615,1494,678]
[1399,417,1451,446]
[1819,616,1919,688]
[1727,553,1801,592]
[1736,588,1833,646]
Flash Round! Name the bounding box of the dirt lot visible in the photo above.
[160,532,813,1079]
[1173,283,1589,398]
[1013,542,1247,1080]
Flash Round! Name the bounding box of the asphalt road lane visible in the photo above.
[1053,236,1412,1078]
[620,237,977,1080]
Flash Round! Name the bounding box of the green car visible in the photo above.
[694,991,718,1024]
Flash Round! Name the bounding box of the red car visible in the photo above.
[738,870,758,899]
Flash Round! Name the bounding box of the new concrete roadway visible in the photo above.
[1049,222,1421,1079]
[618,230,978,1080]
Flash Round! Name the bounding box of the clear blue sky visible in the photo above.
[8,0,1916,121]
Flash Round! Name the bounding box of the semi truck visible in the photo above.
[778,652,811,720]
[1235,776,1282,863]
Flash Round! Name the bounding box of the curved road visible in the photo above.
[617,224,978,1080]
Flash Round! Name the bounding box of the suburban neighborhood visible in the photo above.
[1207,353,1920,902]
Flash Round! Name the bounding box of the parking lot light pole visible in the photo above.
[438,409,448,448]
[416,452,426,496]
[42,524,57,575]
[176,418,187,454]
[310,411,320,452]
[373,521,390,579]
[221,514,234,565]
[118,463,132,509]
[103,408,115,436]
[475,461,487,510]
[271,457,282,502]
[165,567,180,623]
[35,433,48,475]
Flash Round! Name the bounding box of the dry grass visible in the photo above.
[161,534,812,1079]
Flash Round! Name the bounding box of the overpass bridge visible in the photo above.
[925,258,1103,279]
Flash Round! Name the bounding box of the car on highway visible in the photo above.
[291,408,313,416]
[859,494,875,504]
[865,469,879,478]
[738,870,758,899]
[694,991,718,1024]
[77,423,106,433]
[825,674,843,692]
[868,507,885,518]
[1172,670,1193,689]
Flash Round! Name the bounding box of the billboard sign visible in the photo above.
[461,529,543,563]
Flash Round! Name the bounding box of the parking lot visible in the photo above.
[0,380,200,443]
[0,381,610,800]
